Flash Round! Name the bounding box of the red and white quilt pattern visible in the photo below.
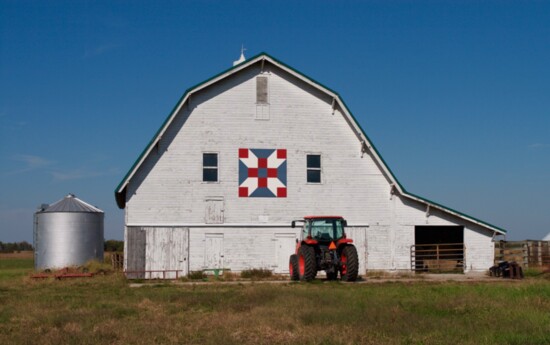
[238,148,287,198]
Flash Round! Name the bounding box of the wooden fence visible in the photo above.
[109,252,124,271]
[410,243,465,273]
[494,241,550,268]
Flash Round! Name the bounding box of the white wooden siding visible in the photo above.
[346,227,368,274]
[125,227,189,278]
[187,226,366,274]
[124,62,496,274]
[126,65,383,226]
[464,224,495,271]
[188,227,300,272]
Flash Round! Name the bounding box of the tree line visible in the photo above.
[104,240,124,252]
[0,240,124,253]
[0,241,34,253]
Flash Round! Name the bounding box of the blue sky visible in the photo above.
[1,1,549,242]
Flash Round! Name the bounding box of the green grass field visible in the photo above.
[0,257,549,345]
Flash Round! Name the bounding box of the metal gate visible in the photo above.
[411,243,465,272]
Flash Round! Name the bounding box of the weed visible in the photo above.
[240,268,273,279]
[365,269,419,279]
[523,267,546,277]
[220,271,239,281]
[188,270,207,280]
[82,260,114,275]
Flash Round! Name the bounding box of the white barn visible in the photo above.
[115,53,505,278]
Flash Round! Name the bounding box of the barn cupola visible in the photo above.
[233,45,246,66]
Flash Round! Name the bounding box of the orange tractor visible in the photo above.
[289,216,359,281]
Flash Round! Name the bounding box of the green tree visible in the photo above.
[104,240,124,252]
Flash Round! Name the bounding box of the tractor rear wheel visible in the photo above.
[289,254,299,281]
[340,245,359,282]
[298,246,316,281]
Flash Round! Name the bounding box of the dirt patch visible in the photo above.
[0,251,33,259]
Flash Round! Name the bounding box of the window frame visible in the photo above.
[256,75,269,105]
[306,153,322,184]
[255,75,270,121]
[202,152,219,183]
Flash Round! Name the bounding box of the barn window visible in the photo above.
[256,76,268,104]
[256,76,270,120]
[203,153,218,182]
[307,154,321,183]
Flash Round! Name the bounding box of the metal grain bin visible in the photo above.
[34,194,104,270]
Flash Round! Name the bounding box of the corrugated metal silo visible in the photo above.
[34,194,104,270]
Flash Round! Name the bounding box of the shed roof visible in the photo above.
[39,194,103,213]
[114,52,506,234]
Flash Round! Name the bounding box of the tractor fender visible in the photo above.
[295,239,319,254]
[337,238,353,246]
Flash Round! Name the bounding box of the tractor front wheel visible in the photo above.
[340,245,359,282]
[298,246,316,281]
[289,254,299,281]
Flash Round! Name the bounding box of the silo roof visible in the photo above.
[41,194,103,213]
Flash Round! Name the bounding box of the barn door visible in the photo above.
[126,227,146,279]
[144,227,189,279]
[346,227,368,275]
[205,197,224,224]
[170,228,189,277]
[204,233,224,269]
[274,233,296,273]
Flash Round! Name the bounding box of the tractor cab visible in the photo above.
[303,216,346,243]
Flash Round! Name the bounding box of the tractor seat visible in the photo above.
[318,233,331,240]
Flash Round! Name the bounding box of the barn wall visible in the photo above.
[369,196,496,272]
[464,224,495,271]
[346,227,368,274]
[124,225,369,276]
[186,226,368,274]
[123,61,497,275]
[125,64,391,227]
[187,227,297,273]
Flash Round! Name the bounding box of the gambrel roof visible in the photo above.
[115,52,506,234]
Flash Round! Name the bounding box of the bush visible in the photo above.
[104,240,124,252]
[240,268,272,279]
[83,260,114,275]
[188,271,207,280]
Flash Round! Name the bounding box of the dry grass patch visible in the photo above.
[1,258,550,344]
[240,268,273,279]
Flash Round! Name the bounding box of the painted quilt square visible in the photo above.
[239,148,287,198]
